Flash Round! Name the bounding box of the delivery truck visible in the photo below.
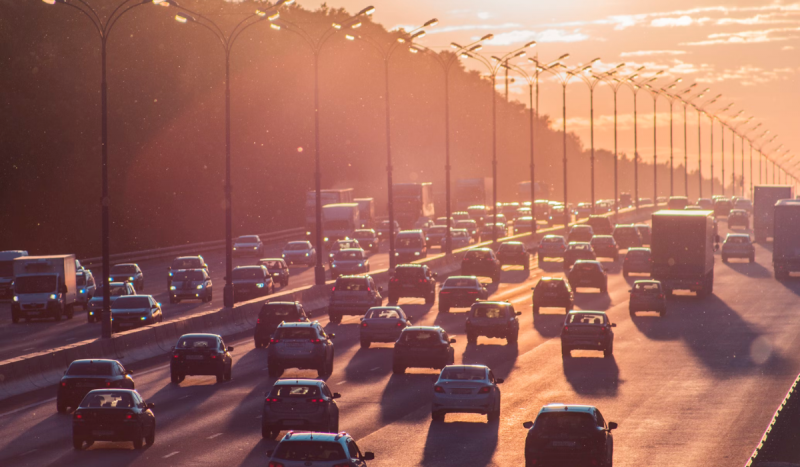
[753,185,793,242]
[305,188,354,240]
[773,199,800,280]
[322,204,360,245]
[394,183,435,229]
[354,198,375,229]
[651,210,718,297]
[11,254,78,322]
[0,250,28,300]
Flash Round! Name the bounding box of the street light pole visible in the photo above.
[642,78,681,204]
[689,92,719,199]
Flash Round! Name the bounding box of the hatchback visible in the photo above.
[623,247,652,277]
[496,241,530,271]
[466,301,520,344]
[538,235,567,260]
[727,209,750,229]
[567,260,608,293]
[461,248,502,283]
[587,215,613,235]
[232,265,274,301]
[261,379,341,439]
[359,306,411,349]
[331,249,370,279]
[282,241,316,267]
[564,242,596,270]
[722,233,755,263]
[109,263,144,291]
[629,280,667,316]
[170,333,234,384]
[352,229,379,253]
[456,219,480,241]
[561,311,615,358]
[432,365,503,422]
[393,326,456,374]
[268,322,335,377]
[233,235,264,257]
[72,389,155,450]
[532,278,573,315]
[87,282,136,323]
[590,235,619,261]
[567,225,594,243]
[612,225,642,249]
[169,268,212,303]
[441,228,472,249]
[438,276,488,313]
[110,295,163,332]
[167,255,208,289]
[394,230,427,261]
[329,275,383,323]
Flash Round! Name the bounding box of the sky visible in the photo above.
[333,0,800,184]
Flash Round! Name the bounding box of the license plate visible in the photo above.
[76,383,96,388]
[283,420,303,426]
[451,388,472,395]
[186,355,204,360]
[552,441,576,447]
[93,430,114,436]
[403,284,415,288]
[288,342,303,348]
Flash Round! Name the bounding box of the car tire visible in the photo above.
[507,332,518,345]
[11,313,19,324]
[133,435,143,450]
[54,308,62,321]
[660,308,666,317]
[561,346,571,358]
[57,399,67,414]
[629,308,635,317]
[224,365,232,381]
[604,344,613,358]
[392,363,405,375]
[566,304,573,312]
[66,305,74,320]
[145,424,155,446]
[600,284,608,293]
[170,370,181,385]
[360,340,370,350]
[488,405,500,422]
[432,411,445,422]
[388,295,398,305]
[72,436,83,450]
[524,262,530,272]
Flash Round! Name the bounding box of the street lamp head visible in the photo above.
[410,30,426,40]
[424,18,439,27]
[409,46,420,54]
[356,6,376,16]
[558,53,570,60]
[174,13,191,23]
[524,40,537,48]
[42,0,58,4]
[480,33,494,41]
[450,42,463,49]
[350,21,362,29]
[514,50,527,58]
[469,44,482,52]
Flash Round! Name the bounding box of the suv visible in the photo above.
[461,248,502,283]
[623,247,651,277]
[231,265,274,302]
[330,249,370,279]
[86,282,136,323]
[587,215,613,235]
[561,310,616,358]
[721,234,755,263]
[170,333,234,384]
[168,268,212,304]
[466,301,520,344]
[432,365,503,422]
[564,243,596,270]
[282,241,316,267]
[359,306,411,349]
[267,322,335,377]
[57,359,135,413]
[612,225,642,249]
[329,275,383,324]
[523,404,617,467]
[393,326,456,374]
[590,235,619,261]
[109,263,144,291]
[167,256,208,290]
[538,235,567,260]
[727,209,749,229]
[438,276,488,313]
[258,258,290,287]
[352,229,379,253]
[267,432,375,467]
[387,264,436,304]
[629,280,667,317]
[254,301,310,348]
[261,379,341,439]
[233,235,264,257]
[567,260,608,293]
[496,241,530,271]
[532,277,573,315]
[395,230,427,261]
[456,219,480,241]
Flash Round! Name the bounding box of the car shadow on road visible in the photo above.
[724,261,772,278]
[461,342,518,379]
[500,269,530,284]
[344,347,393,382]
[379,373,438,424]
[562,354,620,396]
[421,419,499,466]
[532,312,567,338]
[573,292,612,311]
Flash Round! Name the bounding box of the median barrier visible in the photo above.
[747,375,800,467]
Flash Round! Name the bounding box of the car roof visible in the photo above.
[468,248,493,252]
[591,235,613,239]
[276,322,317,328]
[286,241,311,246]
[403,326,443,332]
[441,364,488,372]
[726,233,751,238]
[539,276,564,282]
[633,280,661,285]
[173,268,206,273]
[473,301,511,306]
[573,260,601,265]
[337,248,364,253]
[730,209,747,213]
[234,265,264,270]
[175,256,202,260]
[113,263,137,267]
[543,235,565,240]
[281,432,349,442]
[71,359,118,365]
[86,388,137,395]
[354,229,375,233]
[178,333,222,339]
[501,241,523,245]
[336,274,371,280]
[567,242,591,246]
[539,403,596,414]
[567,310,607,316]
[627,247,651,253]
[396,264,423,268]
[263,301,299,306]
[274,378,324,386]
[572,224,592,229]
[445,275,477,280]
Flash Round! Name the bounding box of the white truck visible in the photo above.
[322,204,360,245]
[11,254,78,323]
[305,188,355,239]
[0,250,28,300]
[354,198,376,229]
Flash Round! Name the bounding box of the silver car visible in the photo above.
[87,282,135,323]
[722,233,755,263]
[233,235,264,257]
[108,263,144,291]
[431,365,503,422]
[261,379,341,439]
[76,270,96,310]
[267,432,375,467]
[359,306,411,349]
[439,229,472,249]
[267,322,336,378]
[169,268,212,303]
[331,249,369,279]
[282,241,316,266]
[111,295,163,333]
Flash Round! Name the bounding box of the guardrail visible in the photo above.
[746,374,800,467]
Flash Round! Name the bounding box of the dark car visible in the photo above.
[721,233,755,263]
[635,224,651,245]
[257,258,290,287]
[72,389,155,450]
[567,260,608,293]
[587,215,613,235]
[329,275,383,324]
[254,301,310,348]
[561,310,615,358]
[394,230,427,262]
[376,220,400,241]
[353,228,380,253]
[456,219,480,241]
[266,432,374,466]
[612,224,642,249]
[714,198,733,217]
[697,198,713,210]
[267,322,335,377]
[727,209,750,229]
[57,359,135,413]
[523,403,617,467]
[387,264,436,304]
[167,255,208,290]
[466,301,520,344]
[623,247,652,277]
[532,277,573,315]
[109,263,144,291]
[496,241,530,271]
[170,333,234,384]
[538,235,567,261]
[168,268,212,304]
[327,239,361,265]
[590,235,619,261]
[330,249,370,279]
[461,248,502,283]
[564,242,596,270]
[438,276,489,313]
[393,326,456,374]
[426,225,450,249]
[629,280,667,317]
[567,225,595,243]
[110,295,163,333]
[232,265,274,302]
[513,216,536,235]
[359,306,411,349]
[261,379,341,439]
[668,196,690,210]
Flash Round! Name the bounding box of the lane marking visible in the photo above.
[163,451,180,458]
[338,380,347,384]
[370,367,380,371]
[0,398,56,418]
[178,395,190,400]
[23,347,35,352]
[207,433,223,439]
[20,449,38,456]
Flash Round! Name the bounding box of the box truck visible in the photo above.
[322,204,360,245]
[305,188,354,240]
[773,199,800,280]
[11,254,78,322]
[651,210,718,297]
[753,185,793,242]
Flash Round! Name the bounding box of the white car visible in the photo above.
[233,235,264,257]
[439,228,472,249]
[282,241,316,266]
[267,432,375,467]
[431,364,502,422]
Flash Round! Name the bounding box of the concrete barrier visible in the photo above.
[747,375,800,467]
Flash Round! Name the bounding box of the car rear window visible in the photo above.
[67,362,113,376]
[465,250,490,260]
[274,441,347,461]
[334,250,364,260]
[354,230,375,238]
[614,227,636,234]
[259,304,297,319]
[443,278,476,287]
[401,331,441,345]
[627,250,650,258]
[568,244,590,251]
[394,267,424,279]
[634,283,661,293]
[366,308,401,319]
[285,243,309,251]
[176,337,218,349]
[261,261,284,269]
[591,237,612,244]
[429,226,447,234]
[172,258,202,269]
[95,285,128,297]
[441,367,486,381]
[568,313,605,324]
[79,391,134,409]
[335,278,368,291]
[275,327,316,340]
[574,263,598,271]
[726,236,750,244]
[270,385,321,398]
[534,412,596,433]
[473,306,505,319]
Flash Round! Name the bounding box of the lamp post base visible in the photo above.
[223,284,234,308]
[314,266,327,286]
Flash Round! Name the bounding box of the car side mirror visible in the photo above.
[608,422,618,431]
[363,452,375,461]
[203,264,208,269]
[495,378,504,384]
[126,370,133,375]
[228,346,234,352]
[266,450,274,457]
[146,403,155,409]
[523,421,534,429]
[516,311,522,316]
[378,286,383,292]
[449,338,456,344]
[330,333,336,339]
[433,272,438,279]
[611,323,617,327]
[332,393,342,399]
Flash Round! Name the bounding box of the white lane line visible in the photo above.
[255,415,262,419]
[207,433,223,439]
[0,397,56,418]
[338,380,347,384]
[370,367,380,371]
[178,395,190,400]
[23,347,35,352]
[163,451,180,459]
[20,449,38,456]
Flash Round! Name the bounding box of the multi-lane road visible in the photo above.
[0,221,797,466]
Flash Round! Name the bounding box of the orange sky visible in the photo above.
[334,0,800,186]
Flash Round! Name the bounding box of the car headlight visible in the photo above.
[233,247,237,250]
[140,317,147,321]
[50,294,57,300]
[256,283,265,288]
[13,296,18,302]
[332,264,337,268]
[305,253,309,257]
[169,272,173,277]
[282,254,286,258]
[254,246,258,249]
[108,277,113,282]
[414,252,420,256]
[358,263,363,267]
[170,286,176,291]
[129,276,134,281]
[196,284,204,290]
[324,237,329,242]
[306,231,311,236]
[394,253,399,256]
[80,289,86,294]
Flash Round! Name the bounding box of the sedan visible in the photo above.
[233,235,264,257]
[257,258,290,287]
[438,276,488,313]
[331,248,370,279]
[87,282,136,323]
[727,209,750,229]
[722,233,755,263]
[564,242,597,270]
[353,229,380,253]
[170,333,234,384]
[439,228,472,249]
[72,389,155,450]
[282,241,316,267]
[561,310,616,358]
[110,295,163,333]
[359,306,411,349]
[231,265,274,301]
[431,365,503,422]
[108,263,144,291]
[57,359,135,413]
[455,220,480,241]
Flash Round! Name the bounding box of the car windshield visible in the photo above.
[401,331,441,345]
[456,221,476,229]
[335,278,368,291]
[473,306,505,319]
[260,304,297,319]
[534,412,596,433]
[575,263,598,271]
[615,227,636,235]
[67,362,113,376]
[568,244,590,251]
[627,250,650,258]
[261,261,283,269]
[172,270,204,281]
[79,392,135,409]
[568,313,606,324]
[237,236,259,242]
[94,285,127,297]
[275,327,316,340]
[592,237,612,244]
[14,275,56,294]
[285,243,309,251]
[444,278,476,287]
[366,308,401,319]
[172,258,202,269]
[274,441,346,461]
[498,244,523,252]
[539,281,565,290]
[726,236,750,244]
[441,367,486,381]
[232,268,264,280]
[465,250,490,260]
[397,237,422,247]
[111,296,150,309]
[333,242,357,250]
[270,385,321,398]
[334,250,363,260]
[111,265,137,274]
[176,337,218,349]
[634,283,661,293]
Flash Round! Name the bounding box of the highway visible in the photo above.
[0,220,797,466]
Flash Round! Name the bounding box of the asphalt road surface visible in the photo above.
[1,220,795,467]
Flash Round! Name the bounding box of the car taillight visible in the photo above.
[310,338,321,344]
[563,326,569,333]
[270,338,280,344]
[75,413,83,419]
[106,381,112,387]
[361,322,368,327]
[434,386,445,393]
[600,326,607,333]
[268,462,285,467]
[265,398,280,403]
[125,412,135,420]
[658,294,664,299]
[331,287,335,292]
[396,321,403,327]
[61,381,67,387]
[420,279,428,284]
[390,278,399,283]
[173,354,180,359]
[307,398,326,403]
[478,387,491,394]
[257,319,261,324]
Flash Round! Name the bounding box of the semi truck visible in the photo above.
[394,182,434,229]
[455,178,492,211]
[0,250,28,300]
[322,203,360,245]
[773,199,800,280]
[305,188,355,240]
[754,185,793,242]
[354,198,375,229]
[11,254,78,322]
[651,210,718,297]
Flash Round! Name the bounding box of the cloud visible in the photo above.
[486,29,590,46]
[682,27,800,45]
[620,50,688,57]
[425,23,523,35]
[477,12,491,20]
[783,45,795,50]
[650,15,695,27]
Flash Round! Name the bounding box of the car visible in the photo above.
[387,264,436,304]
[481,222,507,239]
[352,229,380,253]
[328,275,383,324]
[331,249,370,279]
[714,198,733,217]
[456,219,480,241]
[233,235,264,256]
[629,280,667,316]
[258,258,291,287]
[110,295,163,333]
[727,209,750,229]
[561,310,616,358]
[533,200,551,220]
[438,276,488,313]
[261,379,341,439]
[575,203,593,219]
[549,205,572,225]
[623,247,652,277]
[170,333,234,384]
[57,359,135,413]
[587,215,613,235]
[75,269,97,310]
[394,230,427,261]
[567,260,608,293]
[522,403,617,467]
[376,219,400,241]
[722,233,755,263]
[452,211,471,222]
[108,263,144,291]
[567,225,594,244]
[167,255,208,289]
[697,198,713,210]
[413,217,435,235]
[493,213,508,226]
[564,242,596,270]
[612,224,642,249]
[513,216,536,235]
[168,268,212,303]
[425,225,449,249]
[538,235,567,260]
[268,321,335,377]
[435,216,455,227]
[467,205,489,224]
[328,239,361,265]
[466,301,520,344]
[461,248,502,283]
[393,326,456,374]
[634,224,651,245]
[87,281,136,323]
[359,306,411,349]
[734,198,753,213]
[668,196,690,210]
[590,235,619,261]
[231,265,274,301]
[266,432,375,467]
[282,241,316,266]
[72,389,155,450]
[441,228,472,249]
[495,241,530,271]
[254,301,310,348]
[639,197,653,206]
[431,365,503,422]
[532,277,573,315]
